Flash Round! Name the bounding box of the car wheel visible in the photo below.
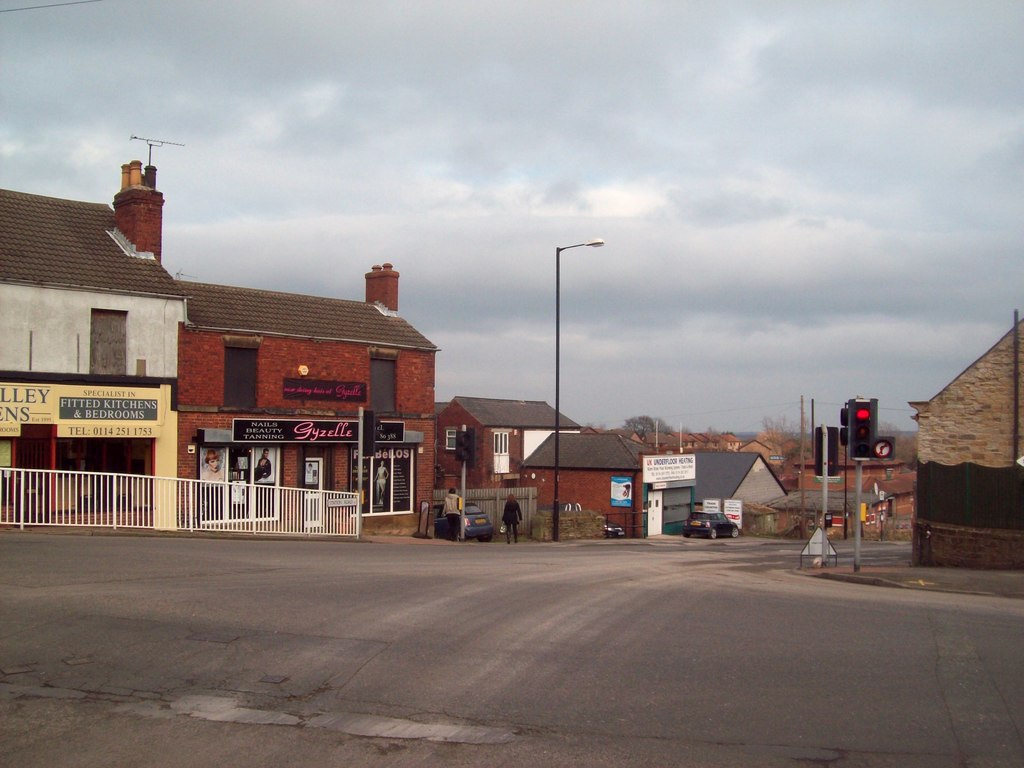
[683,532,691,538]
[731,526,739,538]
[478,535,492,543]
[710,528,718,540]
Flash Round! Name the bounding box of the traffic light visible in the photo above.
[848,397,876,460]
[839,405,849,446]
[455,428,475,465]
[814,426,839,476]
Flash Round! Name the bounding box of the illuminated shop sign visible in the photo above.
[232,418,405,443]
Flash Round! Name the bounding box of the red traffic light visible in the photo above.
[854,407,871,421]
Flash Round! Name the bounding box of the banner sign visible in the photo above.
[642,454,696,483]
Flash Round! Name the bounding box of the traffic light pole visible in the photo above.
[460,452,466,542]
[820,422,829,565]
[853,460,863,572]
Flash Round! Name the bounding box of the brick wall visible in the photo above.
[914,325,1024,467]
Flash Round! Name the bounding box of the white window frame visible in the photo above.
[493,431,510,474]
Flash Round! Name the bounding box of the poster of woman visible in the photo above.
[200,447,226,483]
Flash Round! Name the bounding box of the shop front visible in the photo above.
[192,417,421,529]
[0,380,176,477]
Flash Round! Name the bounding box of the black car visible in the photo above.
[603,521,626,538]
[683,511,739,539]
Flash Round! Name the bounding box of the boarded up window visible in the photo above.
[90,309,127,375]
[224,346,257,408]
[370,358,395,413]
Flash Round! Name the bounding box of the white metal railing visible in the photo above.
[0,467,359,537]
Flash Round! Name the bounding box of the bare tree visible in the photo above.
[622,415,672,441]
[758,416,802,462]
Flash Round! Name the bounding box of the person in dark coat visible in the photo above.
[502,493,523,543]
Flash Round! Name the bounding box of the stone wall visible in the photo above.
[532,509,605,541]
[913,521,1024,569]
[913,325,1023,467]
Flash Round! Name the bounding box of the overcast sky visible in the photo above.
[3,1,1022,433]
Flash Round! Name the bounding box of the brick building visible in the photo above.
[435,396,577,491]
[522,432,643,534]
[179,264,438,535]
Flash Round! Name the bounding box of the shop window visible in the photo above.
[357,446,414,515]
[224,347,257,408]
[90,309,127,375]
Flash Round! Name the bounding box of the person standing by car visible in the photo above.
[502,493,523,543]
[443,488,461,541]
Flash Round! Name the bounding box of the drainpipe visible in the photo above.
[1014,310,1020,463]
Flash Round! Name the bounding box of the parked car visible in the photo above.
[603,521,626,538]
[683,511,739,539]
[433,503,494,542]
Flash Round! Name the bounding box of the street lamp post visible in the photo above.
[553,238,604,542]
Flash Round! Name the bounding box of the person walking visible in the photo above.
[502,493,523,543]
[443,488,461,541]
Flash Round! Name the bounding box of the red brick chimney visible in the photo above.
[365,263,400,312]
[113,159,165,263]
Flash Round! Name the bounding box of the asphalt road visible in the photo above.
[2,532,1022,767]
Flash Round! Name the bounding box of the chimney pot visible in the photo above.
[128,160,144,187]
[365,263,400,312]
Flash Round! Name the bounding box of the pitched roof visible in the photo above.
[523,432,643,470]
[449,396,579,428]
[182,280,437,350]
[693,452,782,502]
[0,188,183,297]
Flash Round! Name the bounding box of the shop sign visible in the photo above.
[1,382,164,437]
[232,418,406,444]
[642,454,696,483]
[282,379,366,402]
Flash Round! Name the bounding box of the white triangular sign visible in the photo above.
[801,526,837,556]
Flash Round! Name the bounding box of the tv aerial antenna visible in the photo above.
[130,135,185,166]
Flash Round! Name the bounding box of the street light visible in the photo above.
[553,238,604,542]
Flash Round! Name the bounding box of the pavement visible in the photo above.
[800,564,1024,599]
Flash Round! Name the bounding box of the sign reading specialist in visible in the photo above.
[282,379,366,402]
[232,418,406,444]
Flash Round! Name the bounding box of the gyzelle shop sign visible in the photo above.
[232,419,404,443]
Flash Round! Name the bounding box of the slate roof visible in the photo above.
[523,432,643,470]
[449,396,579,429]
[182,280,437,350]
[0,188,183,297]
[693,452,783,502]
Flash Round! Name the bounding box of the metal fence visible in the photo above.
[0,467,359,537]
[917,461,1024,530]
